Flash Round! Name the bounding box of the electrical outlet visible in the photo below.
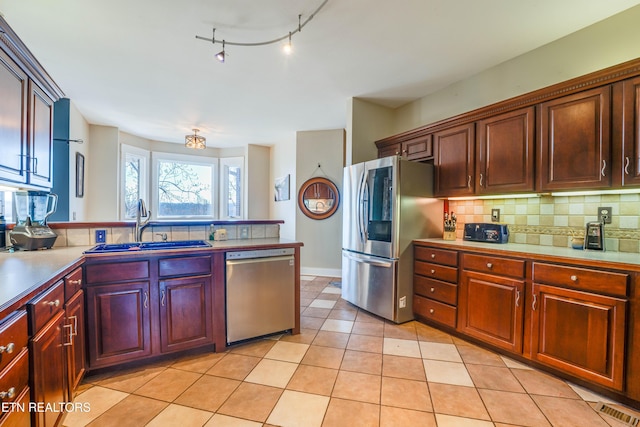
[491,208,500,222]
[598,207,612,224]
[239,225,250,239]
[95,229,106,243]
[399,296,407,308]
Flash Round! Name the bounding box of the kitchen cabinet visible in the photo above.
[0,17,61,189]
[303,182,335,200]
[64,290,85,398]
[433,123,475,197]
[0,310,29,426]
[413,246,458,328]
[530,262,627,391]
[458,253,525,353]
[538,86,612,191]
[375,133,433,161]
[28,280,67,427]
[84,253,215,370]
[618,76,640,187]
[476,107,535,194]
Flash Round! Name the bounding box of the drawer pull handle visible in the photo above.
[46,300,60,307]
[479,173,484,187]
[486,263,493,269]
[68,315,78,336]
[601,159,606,177]
[429,308,435,314]
[143,292,149,309]
[68,279,82,286]
[515,289,520,307]
[430,254,436,259]
[625,156,630,175]
[0,343,15,354]
[430,269,436,274]
[0,387,16,399]
[532,294,537,311]
[430,287,435,293]
[467,175,472,189]
[161,290,166,307]
[570,275,578,282]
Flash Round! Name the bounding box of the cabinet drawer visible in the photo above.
[414,275,457,305]
[414,295,456,328]
[0,347,28,407]
[28,280,64,335]
[415,246,458,266]
[158,255,211,278]
[0,385,30,427]
[64,267,83,301]
[0,311,27,373]
[463,253,525,279]
[532,263,628,297]
[85,260,150,284]
[415,261,457,283]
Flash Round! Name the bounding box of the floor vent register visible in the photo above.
[595,402,640,426]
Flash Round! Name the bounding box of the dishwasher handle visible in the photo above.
[226,255,294,267]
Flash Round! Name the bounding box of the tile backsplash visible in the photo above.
[448,193,640,253]
[48,223,280,248]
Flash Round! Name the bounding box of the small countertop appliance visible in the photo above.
[584,221,605,251]
[463,223,509,243]
[9,191,58,250]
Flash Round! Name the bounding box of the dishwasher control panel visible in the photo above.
[226,247,295,260]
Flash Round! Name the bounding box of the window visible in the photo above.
[120,144,149,219]
[151,152,217,219]
[220,157,245,219]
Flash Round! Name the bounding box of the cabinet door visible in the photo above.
[64,290,85,399]
[530,283,626,391]
[538,86,611,191]
[30,311,67,427]
[477,107,535,194]
[159,275,213,353]
[0,48,28,185]
[27,81,54,188]
[378,143,400,158]
[621,76,640,186]
[434,123,475,197]
[86,282,152,369]
[402,135,433,161]
[458,271,524,353]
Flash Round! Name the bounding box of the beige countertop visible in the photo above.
[0,238,302,318]
[414,238,640,269]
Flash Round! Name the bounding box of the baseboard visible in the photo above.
[301,267,342,277]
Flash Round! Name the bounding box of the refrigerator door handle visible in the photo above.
[344,252,393,268]
[357,171,368,243]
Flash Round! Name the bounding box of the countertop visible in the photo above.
[0,238,302,319]
[414,238,640,269]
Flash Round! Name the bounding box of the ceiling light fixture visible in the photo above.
[185,129,206,149]
[195,0,328,62]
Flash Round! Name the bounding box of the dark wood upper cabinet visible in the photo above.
[477,107,535,194]
[618,76,640,187]
[434,123,475,197]
[538,86,612,191]
[28,81,54,188]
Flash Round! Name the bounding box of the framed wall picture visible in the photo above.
[274,174,290,201]
[76,152,85,198]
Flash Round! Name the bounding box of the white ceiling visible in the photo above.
[1,0,640,148]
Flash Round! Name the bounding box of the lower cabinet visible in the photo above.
[64,290,85,399]
[86,281,152,369]
[84,252,215,370]
[531,283,627,391]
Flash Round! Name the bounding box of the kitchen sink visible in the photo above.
[84,240,211,254]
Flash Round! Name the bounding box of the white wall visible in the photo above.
[271,138,297,240]
[392,4,640,135]
[346,98,394,166]
[246,144,271,219]
[86,125,119,221]
[67,101,90,221]
[295,129,345,276]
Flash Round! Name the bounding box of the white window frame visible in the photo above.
[150,152,218,220]
[219,156,246,219]
[120,144,150,220]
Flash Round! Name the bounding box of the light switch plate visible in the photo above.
[95,229,106,243]
[598,207,612,224]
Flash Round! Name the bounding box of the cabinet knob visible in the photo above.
[429,308,435,314]
[570,275,578,282]
[430,253,436,259]
[430,287,435,293]
[430,269,436,274]
[68,279,82,286]
[486,263,493,269]
[46,299,60,307]
[0,343,15,354]
[0,387,15,399]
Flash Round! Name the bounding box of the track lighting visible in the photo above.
[195,0,328,63]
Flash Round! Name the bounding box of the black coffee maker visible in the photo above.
[584,221,605,251]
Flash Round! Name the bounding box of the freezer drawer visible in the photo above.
[226,250,295,344]
[341,251,398,322]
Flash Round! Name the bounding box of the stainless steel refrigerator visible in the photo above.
[342,156,443,323]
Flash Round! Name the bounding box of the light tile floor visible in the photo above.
[63,276,640,427]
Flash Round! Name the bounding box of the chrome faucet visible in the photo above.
[135,199,151,242]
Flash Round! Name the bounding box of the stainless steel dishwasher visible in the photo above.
[226,247,296,344]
